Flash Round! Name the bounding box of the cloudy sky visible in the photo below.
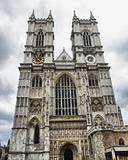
[0,0,128,145]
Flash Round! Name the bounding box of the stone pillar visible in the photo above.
[112,148,116,160]
[93,131,106,160]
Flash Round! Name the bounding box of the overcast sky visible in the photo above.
[0,0,128,145]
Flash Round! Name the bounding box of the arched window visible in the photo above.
[88,74,98,87]
[83,31,92,47]
[36,31,44,47]
[32,75,42,88]
[55,74,77,116]
[34,124,40,144]
[119,138,125,145]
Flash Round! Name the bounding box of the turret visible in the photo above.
[24,10,54,64]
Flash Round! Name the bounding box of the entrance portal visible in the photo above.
[64,148,73,160]
[60,143,78,160]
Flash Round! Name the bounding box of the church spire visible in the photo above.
[29,9,35,20]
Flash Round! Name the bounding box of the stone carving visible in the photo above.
[93,115,106,126]
[91,98,103,112]
[10,129,26,152]
[29,99,41,114]
[50,128,86,139]
[93,132,106,160]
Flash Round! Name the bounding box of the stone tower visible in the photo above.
[8,11,128,160]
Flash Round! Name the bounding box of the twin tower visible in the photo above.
[8,10,128,160]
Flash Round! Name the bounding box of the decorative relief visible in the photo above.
[93,115,106,126]
[91,97,103,112]
[50,121,86,130]
[50,128,86,139]
[93,132,106,160]
[29,99,42,114]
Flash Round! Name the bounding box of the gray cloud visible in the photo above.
[115,84,128,108]
[0,77,15,99]
[116,40,128,60]
[106,38,128,61]
[0,124,11,145]
[0,0,16,17]
[0,0,28,18]
[0,30,13,66]
[0,111,13,122]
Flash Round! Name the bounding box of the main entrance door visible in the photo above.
[60,143,78,160]
[64,148,73,160]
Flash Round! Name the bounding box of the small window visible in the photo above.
[89,75,98,87]
[36,31,44,47]
[32,75,42,88]
[119,138,125,145]
[83,31,92,47]
[34,124,40,144]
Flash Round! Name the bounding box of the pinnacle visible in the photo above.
[47,10,53,19]
[90,11,96,20]
[29,9,35,20]
[73,10,79,21]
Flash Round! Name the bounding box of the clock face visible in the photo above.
[85,55,96,64]
[32,53,44,64]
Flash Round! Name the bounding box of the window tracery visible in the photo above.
[88,74,98,87]
[83,31,92,47]
[93,115,106,126]
[36,31,44,47]
[55,74,77,115]
[32,75,42,88]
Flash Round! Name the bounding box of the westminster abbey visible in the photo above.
[8,10,128,160]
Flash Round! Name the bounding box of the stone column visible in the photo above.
[112,148,116,160]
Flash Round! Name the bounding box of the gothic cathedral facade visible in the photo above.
[8,11,128,160]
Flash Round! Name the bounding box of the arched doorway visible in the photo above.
[60,143,78,160]
[64,148,73,160]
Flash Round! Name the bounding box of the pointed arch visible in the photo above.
[28,116,41,127]
[64,148,73,160]
[28,116,41,144]
[55,74,77,116]
[82,30,92,47]
[93,114,106,126]
[119,138,125,145]
[60,143,78,160]
[32,75,42,88]
[36,31,44,47]
[88,74,98,87]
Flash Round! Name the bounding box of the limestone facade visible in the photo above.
[8,11,128,160]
